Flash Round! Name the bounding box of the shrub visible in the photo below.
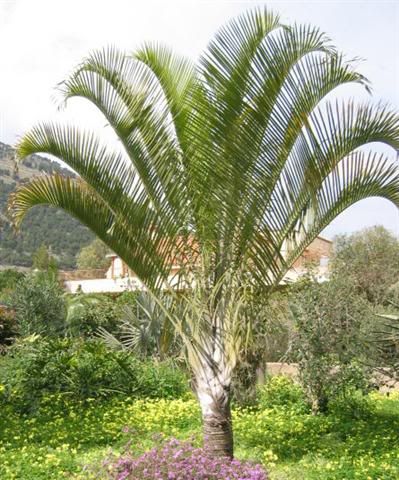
[288,275,373,413]
[93,438,268,480]
[0,306,17,353]
[328,388,376,420]
[65,292,144,338]
[64,294,121,337]
[257,375,308,412]
[0,269,24,293]
[12,272,66,336]
[0,337,188,411]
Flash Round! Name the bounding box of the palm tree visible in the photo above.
[9,8,399,458]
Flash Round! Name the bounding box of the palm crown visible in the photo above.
[9,8,399,458]
[11,10,399,291]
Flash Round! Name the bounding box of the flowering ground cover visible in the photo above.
[94,438,268,480]
[1,393,399,479]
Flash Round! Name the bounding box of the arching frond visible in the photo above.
[281,151,399,277]
[9,175,170,287]
[61,47,187,218]
[271,101,399,245]
[134,42,196,150]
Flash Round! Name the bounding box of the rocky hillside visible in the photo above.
[0,142,94,269]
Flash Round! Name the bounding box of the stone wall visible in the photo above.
[59,269,107,282]
[265,362,399,392]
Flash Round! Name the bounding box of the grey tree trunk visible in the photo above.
[196,370,234,458]
[202,398,233,458]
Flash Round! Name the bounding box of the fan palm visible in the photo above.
[9,8,399,458]
[98,291,178,359]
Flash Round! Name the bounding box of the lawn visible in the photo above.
[1,392,399,479]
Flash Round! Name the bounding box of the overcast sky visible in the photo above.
[0,0,398,239]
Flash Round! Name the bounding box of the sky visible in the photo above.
[0,0,398,239]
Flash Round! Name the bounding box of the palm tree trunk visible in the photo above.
[196,373,234,458]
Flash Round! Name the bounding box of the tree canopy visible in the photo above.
[333,226,399,303]
[76,238,111,270]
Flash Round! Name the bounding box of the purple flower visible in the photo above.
[98,438,268,480]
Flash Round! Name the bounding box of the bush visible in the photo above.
[65,292,143,338]
[0,337,188,411]
[64,294,121,337]
[93,438,268,480]
[328,388,376,420]
[257,376,308,412]
[0,269,24,293]
[288,275,373,413]
[0,306,17,353]
[12,272,66,336]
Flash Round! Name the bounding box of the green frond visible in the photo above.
[190,20,355,273]
[134,42,196,149]
[271,101,399,245]
[17,122,137,208]
[9,175,171,287]
[61,47,185,216]
[281,150,399,276]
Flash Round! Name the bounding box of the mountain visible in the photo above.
[0,142,94,269]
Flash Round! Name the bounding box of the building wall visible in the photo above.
[292,236,333,269]
[64,276,143,294]
[64,236,333,293]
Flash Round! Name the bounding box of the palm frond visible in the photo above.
[134,42,196,148]
[9,175,169,287]
[60,46,187,220]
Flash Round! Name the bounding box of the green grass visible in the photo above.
[1,393,399,479]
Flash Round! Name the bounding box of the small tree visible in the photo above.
[289,274,373,414]
[32,244,58,275]
[12,272,66,336]
[333,226,399,304]
[76,238,111,270]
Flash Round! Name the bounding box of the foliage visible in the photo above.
[257,376,308,413]
[0,306,17,352]
[0,268,24,292]
[327,388,376,420]
[11,272,66,336]
[0,336,188,411]
[98,291,181,360]
[93,438,268,480]
[231,291,291,405]
[288,274,373,413]
[32,243,58,273]
[76,238,111,270]
[65,291,148,338]
[9,6,399,457]
[333,226,399,304]
[0,392,399,479]
[64,293,121,338]
[372,291,399,378]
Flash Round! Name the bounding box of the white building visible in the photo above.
[63,236,332,294]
